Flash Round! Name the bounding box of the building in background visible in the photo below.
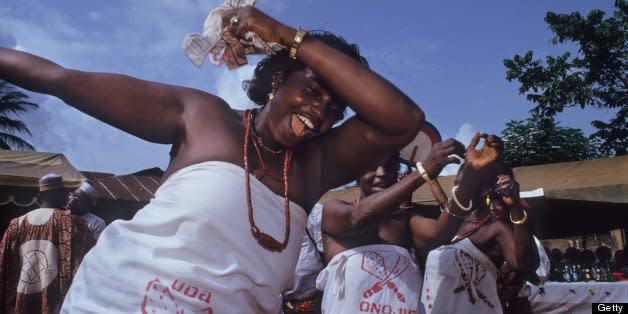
[0,150,162,235]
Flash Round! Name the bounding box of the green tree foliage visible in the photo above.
[0,80,38,150]
[501,113,601,168]
[504,0,627,156]
[590,106,627,156]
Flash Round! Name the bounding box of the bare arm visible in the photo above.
[407,177,453,251]
[495,176,535,271]
[429,178,448,208]
[301,39,424,189]
[410,166,475,252]
[322,171,427,236]
[410,134,506,251]
[0,47,227,144]
[323,138,464,237]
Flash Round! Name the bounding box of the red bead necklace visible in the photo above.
[243,109,293,252]
[451,213,492,243]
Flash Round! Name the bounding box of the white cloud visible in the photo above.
[455,122,476,147]
[0,1,225,174]
[0,28,16,48]
[440,122,476,176]
[214,64,257,110]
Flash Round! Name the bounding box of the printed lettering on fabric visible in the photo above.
[453,249,494,309]
[360,250,410,304]
[423,270,433,311]
[358,301,418,314]
[141,278,213,314]
[18,240,59,294]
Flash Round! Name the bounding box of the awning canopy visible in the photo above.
[0,150,86,189]
[320,155,628,205]
[319,156,628,239]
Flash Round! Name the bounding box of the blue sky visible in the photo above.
[0,0,618,175]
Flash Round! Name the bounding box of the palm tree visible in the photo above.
[0,80,38,150]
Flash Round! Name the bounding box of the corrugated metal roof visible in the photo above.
[80,167,163,202]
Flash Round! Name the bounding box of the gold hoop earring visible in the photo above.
[268,90,275,102]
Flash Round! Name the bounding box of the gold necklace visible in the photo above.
[249,110,284,155]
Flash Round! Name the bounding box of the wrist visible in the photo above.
[415,162,433,184]
[277,25,298,48]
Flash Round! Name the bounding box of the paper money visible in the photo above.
[221,29,248,70]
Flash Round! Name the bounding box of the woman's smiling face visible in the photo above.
[265,68,344,147]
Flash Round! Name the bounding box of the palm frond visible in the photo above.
[0,91,39,114]
[0,132,35,151]
[0,80,38,150]
[0,116,32,135]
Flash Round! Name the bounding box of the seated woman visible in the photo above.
[316,134,501,313]
[0,6,424,313]
[421,150,537,314]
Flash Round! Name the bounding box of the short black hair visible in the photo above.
[243,30,368,123]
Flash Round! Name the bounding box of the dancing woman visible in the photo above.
[0,6,423,313]
[421,145,537,314]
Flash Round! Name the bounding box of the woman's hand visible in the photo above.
[465,133,503,169]
[221,6,289,46]
[495,174,520,208]
[421,138,466,179]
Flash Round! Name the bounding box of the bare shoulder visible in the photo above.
[410,213,434,223]
[321,199,353,229]
[178,88,243,138]
[487,220,513,240]
[492,220,511,233]
[323,199,352,215]
[180,87,233,118]
[162,89,246,177]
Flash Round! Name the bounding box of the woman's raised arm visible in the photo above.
[0,47,224,144]
[495,176,535,272]
[297,32,424,188]
[222,7,424,189]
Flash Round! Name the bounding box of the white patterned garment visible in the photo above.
[61,161,307,313]
[282,203,324,301]
[523,281,628,313]
[421,238,502,314]
[316,244,422,314]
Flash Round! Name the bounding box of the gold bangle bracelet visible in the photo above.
[415,162,433,184]
[289,28,307,60]
[509,209,528,225]
[451,185,472,211]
